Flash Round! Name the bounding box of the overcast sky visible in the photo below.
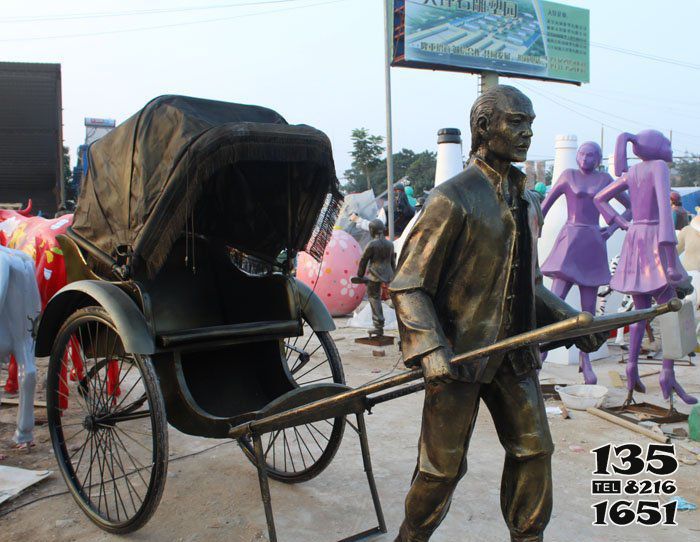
[3,0,700,180]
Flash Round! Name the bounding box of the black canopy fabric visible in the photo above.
[72,95,342,277]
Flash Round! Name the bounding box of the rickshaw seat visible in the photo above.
[158,319,300,348]
[137,237,301,348]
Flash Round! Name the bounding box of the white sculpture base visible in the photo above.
[544,343,610,366]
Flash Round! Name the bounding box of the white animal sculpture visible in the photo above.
[0,245,41,446]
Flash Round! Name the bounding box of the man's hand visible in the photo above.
[420,348,459,384]
[574,332,608,353]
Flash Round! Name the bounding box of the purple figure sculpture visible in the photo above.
[541,142,631,384]
[595,130,697,405]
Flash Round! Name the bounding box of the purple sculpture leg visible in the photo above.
[546,280,598,384]
[628,295,651,397]
[579,286,599,385]
[628,287,698,405]
[541,280,574,363]
[655,287,698,404]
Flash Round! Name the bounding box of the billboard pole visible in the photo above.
[479,71,499,93]
[383,0,395,241]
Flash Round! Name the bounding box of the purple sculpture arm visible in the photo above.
[594,176,631,231]
[604,187,633,238]
[540,170,568,218]
[652,161,683,280]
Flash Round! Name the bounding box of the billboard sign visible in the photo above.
[392,1,589,84]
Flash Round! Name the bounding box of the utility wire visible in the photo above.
[0,0,308,23]
[0,0,350,42]
[516,82,627,133]
[519,82,700,144]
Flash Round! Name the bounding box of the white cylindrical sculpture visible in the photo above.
[551,134,578,188]
[606,153,616,177]
[434,128,464,186]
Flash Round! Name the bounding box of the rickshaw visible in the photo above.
[35,95,366,537]
[36,95,681,542]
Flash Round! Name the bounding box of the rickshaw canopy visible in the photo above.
[72,95,342,277]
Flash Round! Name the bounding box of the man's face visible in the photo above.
[483,94,535,164]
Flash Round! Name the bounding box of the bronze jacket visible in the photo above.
[390,158,579,383]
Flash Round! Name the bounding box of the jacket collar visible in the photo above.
[470,156,527,201]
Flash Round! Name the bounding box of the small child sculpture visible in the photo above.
[353,219,396,337]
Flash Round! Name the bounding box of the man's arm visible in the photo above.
[389,192,464,379]
[357,244,371,277]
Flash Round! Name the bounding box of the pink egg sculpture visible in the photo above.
[297,229,365,316]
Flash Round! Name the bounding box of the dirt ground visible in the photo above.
[1,314,699,542]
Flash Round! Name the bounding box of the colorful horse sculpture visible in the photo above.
[0,201,120,410]
[0,245,41,445]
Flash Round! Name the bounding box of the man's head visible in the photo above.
[368,219,385,239]
[671,191,682,207]
[469,85,535,164]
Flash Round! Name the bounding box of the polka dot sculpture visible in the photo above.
[297,229,365,316]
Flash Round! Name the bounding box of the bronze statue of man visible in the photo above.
[356,218,396,336]
[389,85,605,542]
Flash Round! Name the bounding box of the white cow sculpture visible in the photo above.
[0,245,41,447]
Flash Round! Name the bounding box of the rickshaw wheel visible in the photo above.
[239,316,346,483]
[46,306,168,533]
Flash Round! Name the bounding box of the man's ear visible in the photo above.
[476,115,490,139]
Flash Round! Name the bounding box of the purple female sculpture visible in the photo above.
[595,130,697,405]
[541,142,630,384]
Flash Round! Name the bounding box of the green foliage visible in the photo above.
[62,145,71,183]
[672,154,700,187]
[342,128,437,196]
[344,128,385,192]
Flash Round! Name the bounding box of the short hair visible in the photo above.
[469,85,531,155]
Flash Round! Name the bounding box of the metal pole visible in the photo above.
[383,0,395,241]
[479,71,499,93]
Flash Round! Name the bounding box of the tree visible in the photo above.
[62,145,71,182]
[405,150,437,196]
[345,128,384,192]
[672,154,700,187]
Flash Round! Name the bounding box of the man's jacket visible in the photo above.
[390,158,579,383]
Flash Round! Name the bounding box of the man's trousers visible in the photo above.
[396,360,554,542]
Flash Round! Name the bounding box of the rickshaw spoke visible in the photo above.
[77,326,98,414]
[94,429,111,519]
[57,372,91,414]
[109,373,144,414]
[71,432,92,475]
[111,428,152,489]
[296,425,317,462]
[110,429,144,513]
[81,431,97,497]
[282,430,295,472]
[293,358,329,381]
[112,424,154,456]
[292,427,308,470]
[102,430,126,522]
[296,375,333,385]
[303,424,325,453]
[264,430,282,457]
[301,330,315,355]
[61,426,89,447]
[86,322,108,414]
[102,423,152,437]
[308,422,330,442]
